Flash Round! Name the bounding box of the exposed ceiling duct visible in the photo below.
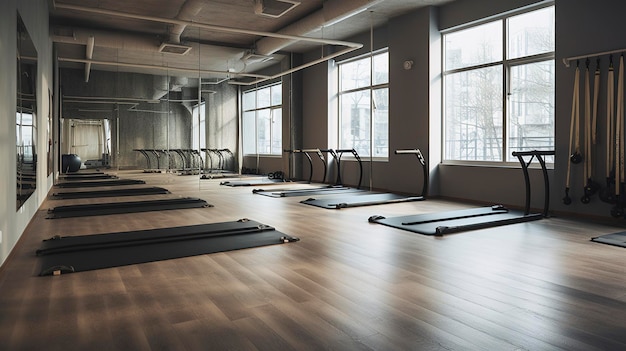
[84,35,94,82]
[168,0,206,44]
[52,1,364,86]
[255,0,384,56]
[52,27,161,53]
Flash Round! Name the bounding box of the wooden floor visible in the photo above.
[1,170,625,350]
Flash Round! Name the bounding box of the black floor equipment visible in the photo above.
[36,219,299,275]
[46,197,210,219]
[50,187,171,200]
[591,231,626,248]
[253,186,361,198]
[302,192,424,209]
[58,174,118,180]
[56,179,146,188]
[369,150,554,235]
[251,148,364,197]
[300,149,428,209]
[220,176,286,187]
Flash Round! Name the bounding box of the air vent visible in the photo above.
[158,42,192,55]
[254,0,300,18]
[241,52,274,64]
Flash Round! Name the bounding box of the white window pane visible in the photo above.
[271,85,281,106]
[373,88,388,157]
[445,66,504,161]
[373,52,389,85]
[257,109,271,154]
[340,56,371,91]
[508,6,555,59]
[242,91,255,111]
[445,21,503,70]
[242,111,256,154]
[508,60,555,161]
[271,108,282,155]
[257,87,271,108]
[340,90,371,156]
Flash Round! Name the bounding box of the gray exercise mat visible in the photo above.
[301,192,424,209]
[591,232,626,248]
[369,206,542,235]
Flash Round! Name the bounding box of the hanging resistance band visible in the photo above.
[600,58,616,204]
[564,65,581,205]
[612,55,625,217]
[582,62,600,203]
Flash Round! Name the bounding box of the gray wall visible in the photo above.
[206,83,238,171]
[0,0,53,266]
[298,0,626,219]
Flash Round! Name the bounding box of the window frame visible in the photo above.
[337,48,389,160]
[441,3,555,166]
[241,82,282,156]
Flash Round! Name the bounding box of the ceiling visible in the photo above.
[50,0,455,85]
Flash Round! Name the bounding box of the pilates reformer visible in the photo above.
[134,148,203,174]
[251,148,360,197]
[46,197,211,219]
[50,186,171,200]
[369,150,554,235]
[36,218,299,275]
[55,178,146,188]
[134,149,164,173]
[300,148,427,209]
[201,149,238,179]
[58,173,118,181]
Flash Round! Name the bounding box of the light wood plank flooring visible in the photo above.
[1,170,625,350]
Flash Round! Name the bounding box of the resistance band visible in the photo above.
[564,65,581,205]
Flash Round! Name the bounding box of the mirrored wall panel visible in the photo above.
[16,13,38,210]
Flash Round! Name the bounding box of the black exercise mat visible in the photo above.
[58,174,118,180]
[220,178,285,187]
[36,219,299,275]
[253,186,362,198]
[369,206,543,235]
[591,232,626,248]
[46,197,210,219]
[60,171,105,176]
[51,187,171,200]
[301,192,424,209]
[56,179,146,188]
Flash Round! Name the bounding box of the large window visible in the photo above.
[443,5,555,163]
[242,83,282,155]
[192,102,205,151]
[338,50,389,158]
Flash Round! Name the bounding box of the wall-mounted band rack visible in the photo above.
[563,48,626,67]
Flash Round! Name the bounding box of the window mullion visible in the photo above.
[502,17,508,162]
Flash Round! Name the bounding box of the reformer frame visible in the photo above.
[369,150,554,235]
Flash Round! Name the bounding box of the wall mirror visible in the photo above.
[16,13,38,210]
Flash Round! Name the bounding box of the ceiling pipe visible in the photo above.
[169,0,206,44]
[57,56,272,80]
[53,2,362,49]
[84,35,94,82]
[52,1,364,86]
[255,0,385,56]
[52,27,161,52]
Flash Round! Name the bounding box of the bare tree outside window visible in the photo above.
[241,83,282,155]
[444,5,555,163]
[338,51,389,158]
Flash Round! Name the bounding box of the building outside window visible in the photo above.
[338,49,389,158]
[443,5,555,163]
[242,83,282,155]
